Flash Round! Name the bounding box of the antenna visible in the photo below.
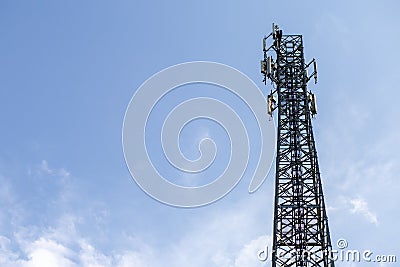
[309,92,317,116]
[313,60,318,84]
[261,60,267,75]
[263,36,267,51]
[267,94,276,116]
[272,23,276,39]
[266,56,272,77]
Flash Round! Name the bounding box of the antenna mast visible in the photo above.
[261,24,335,266]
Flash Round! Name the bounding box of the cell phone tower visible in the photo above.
[261,24,335,267]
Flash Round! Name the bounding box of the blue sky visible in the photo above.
[1,1,399,266]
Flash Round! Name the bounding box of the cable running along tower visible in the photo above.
[261,24,335,266]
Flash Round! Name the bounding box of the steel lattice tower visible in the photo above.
[261,24,335,267]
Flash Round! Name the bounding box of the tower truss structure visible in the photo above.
[261,24,335,267]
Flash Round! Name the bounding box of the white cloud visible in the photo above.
[0,175,24,230]
[40,160,53,175]
[349,197,378,226]
[233,235,270,267]
[39,160,70,178]
[114,252,149,267]
[0,235,19,265]
[0,186,273,267]
[78,240,111,267]
[0,217,110,267]
[0,235,77,267]
[156,189,273,267]
[0,199,269,267]
[210,235,270,267]
[21,238,76,267]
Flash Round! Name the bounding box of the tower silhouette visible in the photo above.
[261,24,335,267]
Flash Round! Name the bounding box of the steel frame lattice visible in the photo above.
[261,25,335,267]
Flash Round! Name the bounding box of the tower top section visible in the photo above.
[261,23,318,87]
